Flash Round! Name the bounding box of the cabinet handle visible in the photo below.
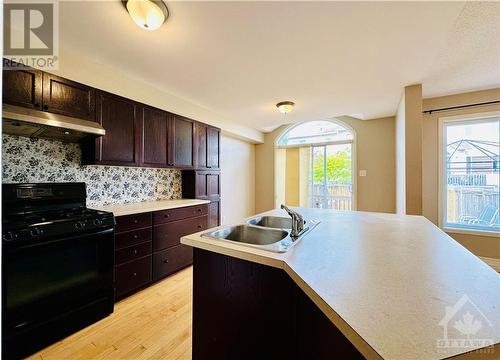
[163,259,169,264]
[197,225,202,229]
[133,249,138,254]
[133,234,138,239]
[164,214,170,218]
[133,219,138,224]
[133,272,137,277]
[197,208,202,212]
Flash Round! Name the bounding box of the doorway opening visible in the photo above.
[275,120,356,210]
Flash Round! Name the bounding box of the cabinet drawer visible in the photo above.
[153,204,208,225]
[115,242,152,265]
[115,227,152,250]
[153,244,193,281]
[115,213,152,233]
[153,215,208,251]
[115,256,151,298]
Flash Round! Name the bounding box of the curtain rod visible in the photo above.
[423,100,500,114]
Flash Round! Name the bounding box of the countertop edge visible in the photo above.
[91,199,211,217]
[282,263,383,360]
[181,232,383,360]
[180,209,499,360]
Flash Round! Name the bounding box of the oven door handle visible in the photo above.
[8,227,114,250]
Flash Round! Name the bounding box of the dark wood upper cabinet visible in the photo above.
[195,123,220,170]
[195,123,208,169]
[207,127,220,169]
[42,73,95,121]
[169,115,194,168]
[3,67,42,109]
[140,106,169,167]
[86,91,140,166]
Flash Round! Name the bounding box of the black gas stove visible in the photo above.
[3,207,114,242]
[2,183,115,359]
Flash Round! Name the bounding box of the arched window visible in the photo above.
[277,120,354,147]
[274,119,356,211]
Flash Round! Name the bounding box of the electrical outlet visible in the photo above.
[359,170,367,177]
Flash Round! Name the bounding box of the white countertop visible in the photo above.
[91,199,210,217]
[181,207,500,360]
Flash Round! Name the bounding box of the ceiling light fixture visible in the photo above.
[124,0,169,31]
[276,101,295,114]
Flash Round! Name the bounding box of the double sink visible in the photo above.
[202,215,320,253]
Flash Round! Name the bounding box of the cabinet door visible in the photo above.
[195,122,207,169]
[207,127,220,169]
[208,201,220,227]
[140,106,169,167]
[152,244,193,281]
[42,73,95,120]
[169,115,194,167]
[94,91,140,166]
[2,67,42,109]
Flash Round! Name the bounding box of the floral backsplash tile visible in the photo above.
[2,135,182,207]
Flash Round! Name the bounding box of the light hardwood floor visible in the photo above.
[27,267,193,360]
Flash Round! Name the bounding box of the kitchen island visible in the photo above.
[181,207,499,360]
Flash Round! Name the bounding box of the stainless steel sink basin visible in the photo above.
[202,219,321,253]
[203,225,288,246]
[246,216,305,229]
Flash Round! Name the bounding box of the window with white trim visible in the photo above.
[441,116,499,233]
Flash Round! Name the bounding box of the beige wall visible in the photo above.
[255,116,396,214]
[285,148,300,206]
[422,88,500,259]
[220,134,256,224]
[395,94,406,214]
[339,116,396,213]
[255,131,279,212]
[395,84,423,215]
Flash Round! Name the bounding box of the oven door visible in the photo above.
[2,227,114,348]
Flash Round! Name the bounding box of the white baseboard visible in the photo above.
[480,257,500,272]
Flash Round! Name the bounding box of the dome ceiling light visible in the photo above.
[124,0,169,31]
[276,101,295,114]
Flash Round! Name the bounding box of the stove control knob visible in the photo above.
[3,232,14,242]
[93,218,103,226]
[30,228,41,237]
[75,222,85,229]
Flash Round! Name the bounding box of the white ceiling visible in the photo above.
[58,1,499,132]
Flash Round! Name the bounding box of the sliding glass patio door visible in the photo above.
[310,143,353,210]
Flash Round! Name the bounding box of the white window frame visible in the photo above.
[275,119,357,210]
[438,110,500,237]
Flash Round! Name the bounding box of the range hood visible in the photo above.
[2,104,105,142]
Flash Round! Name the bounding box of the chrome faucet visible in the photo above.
[281,204,305,237]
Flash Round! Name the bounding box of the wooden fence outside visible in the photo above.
[447,185,499,224]
[310,184,352,210]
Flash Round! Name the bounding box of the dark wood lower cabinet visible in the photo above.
[113,204,209,300]
[153,244,193,281]
[153,215,208,251]
[208,201,220,228]
[115,256,152,298]
[192,249,364,360]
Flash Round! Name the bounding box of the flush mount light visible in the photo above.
[124,0,169,31]
[276,101,295,114]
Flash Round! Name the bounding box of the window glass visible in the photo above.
[278,121,353,146]
[443,117,500,232]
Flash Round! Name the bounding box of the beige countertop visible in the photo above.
[91,199,210,217]
[181,207,500,360]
